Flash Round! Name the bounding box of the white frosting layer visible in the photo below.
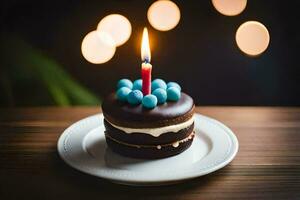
[106,116,194,137]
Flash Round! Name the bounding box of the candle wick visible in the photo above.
[144,58,150,64]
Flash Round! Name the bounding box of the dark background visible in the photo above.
[1,0,299,106]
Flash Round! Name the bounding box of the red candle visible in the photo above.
[142,62,152,95]
[141,27,152,95]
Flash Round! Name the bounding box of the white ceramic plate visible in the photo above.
[58,113,238,186]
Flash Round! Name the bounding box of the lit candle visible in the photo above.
[141,27,152,95]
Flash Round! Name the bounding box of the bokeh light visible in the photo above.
[236,21,270,56]
[147,0,181,31]
[81,31,116,64]
[212,0,247,16]
[97,14,132,47]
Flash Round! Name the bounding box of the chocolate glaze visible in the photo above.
[104,119,194,145]
[105,134,194,159]
[102,92,195,128]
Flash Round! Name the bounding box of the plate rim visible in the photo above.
[57,113,239,185]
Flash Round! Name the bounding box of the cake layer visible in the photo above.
[104,116,194,137]
[105,132,195,159]
[102,92,194,128]
[104,119,194,145]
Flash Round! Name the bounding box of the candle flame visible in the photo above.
[141,27,151,63]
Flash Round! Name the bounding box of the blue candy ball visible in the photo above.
[167,87,181,101]
[117,79,133,89]
[127,90,143,105]
[151,79,167,91]
[132,79,142,91]
[152,88,167,104]
[167,82,181,91]
[116,87,131,101]
[142,94,158,109]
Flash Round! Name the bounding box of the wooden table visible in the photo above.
[0,107,299,199]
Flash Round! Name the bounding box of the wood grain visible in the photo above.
[0,107,299,200]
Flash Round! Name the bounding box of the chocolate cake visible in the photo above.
[102,79,195,159]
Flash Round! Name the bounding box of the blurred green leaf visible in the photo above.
[0,33,101,106]
[47,84,71,106]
